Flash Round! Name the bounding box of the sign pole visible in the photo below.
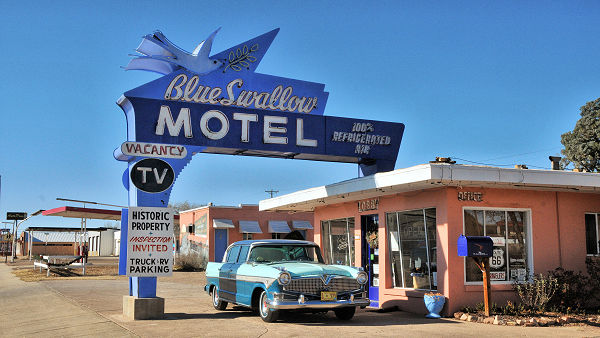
[11,220,16,263]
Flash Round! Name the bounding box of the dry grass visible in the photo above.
[12,265,126,282]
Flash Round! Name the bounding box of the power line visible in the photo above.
[452,157,548,170]
[479,147,562,162]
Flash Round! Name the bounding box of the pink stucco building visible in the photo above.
[179,204,314,262]
[260,163,600,315]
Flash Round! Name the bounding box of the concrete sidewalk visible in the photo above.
[0,263,134,337]
[43,271,600,337]
[3,263,600,337]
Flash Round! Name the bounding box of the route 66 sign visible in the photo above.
[490,248,505,269]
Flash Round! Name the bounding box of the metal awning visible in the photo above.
[41,206,180,225]
[268,221,291,233]
[213,219,235,228]
[43,206,122,220]
[239,221,262,233]
[291,220,313,230]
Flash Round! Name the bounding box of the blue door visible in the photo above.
[214,228,228,262]
[361,214,379,307]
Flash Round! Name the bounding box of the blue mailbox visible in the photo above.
[457,235,493,257]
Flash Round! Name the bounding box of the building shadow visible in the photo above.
[276,308,459,327]
[164,307,459,326]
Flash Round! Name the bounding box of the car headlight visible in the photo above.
[278,271,291,285]
[356,271,368,285]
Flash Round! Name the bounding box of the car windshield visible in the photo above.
[248,245,324,263]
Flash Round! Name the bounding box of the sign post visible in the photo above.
[7,212,26,262]
[116,27,406,319]
[471,257,492,317]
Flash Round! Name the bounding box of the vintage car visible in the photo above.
[204,239,369,322]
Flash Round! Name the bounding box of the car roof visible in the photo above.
[232,239,317,246]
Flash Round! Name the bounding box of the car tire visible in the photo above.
[259,290,279,322]
[211,286,228,311]
[334,306,356,320]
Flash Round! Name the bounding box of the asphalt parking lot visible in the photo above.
[2,259,600,337]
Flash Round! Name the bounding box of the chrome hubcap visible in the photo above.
[261,294,268,316]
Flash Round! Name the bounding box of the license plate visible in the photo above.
[321,291,337,301]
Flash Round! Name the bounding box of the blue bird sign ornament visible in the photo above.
[125,28,223,75]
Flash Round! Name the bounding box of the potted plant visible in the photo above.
[423,292,445,318]
[366,231,378,249]
[410,267,429,289]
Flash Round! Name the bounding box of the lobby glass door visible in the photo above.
[361,214,379,307]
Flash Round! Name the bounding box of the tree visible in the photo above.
[561,98,600,172]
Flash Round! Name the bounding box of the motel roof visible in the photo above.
[259,163,600,212]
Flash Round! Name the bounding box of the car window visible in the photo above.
[226,246,241,263]
[248,245,323,263]
[237,246,250,263]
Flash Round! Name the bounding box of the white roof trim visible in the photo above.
[259,163,600,212]
[268,221,291,233]
[292,220,313,230]
[239,221,262,233]
[213,219,235,228]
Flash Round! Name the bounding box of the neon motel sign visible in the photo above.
[115,28,405,287]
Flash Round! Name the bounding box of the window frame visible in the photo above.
[225,245,241,263]
[585,213,600,256]
[462,206,534,285]
[320,217,355,266]
[237,245,250,263]
[385,207,437,291]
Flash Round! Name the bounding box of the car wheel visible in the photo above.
[334,306,356,320]
[259,290,279,322]
[211,286,228,311]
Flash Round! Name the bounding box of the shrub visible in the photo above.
[548,258,600,312]
[513,273,560,313]
[174,251,207,271]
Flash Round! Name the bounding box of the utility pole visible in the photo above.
[265,189,279,198]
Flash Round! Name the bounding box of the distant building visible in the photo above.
[21,227,118,257]
[178,204,314,262]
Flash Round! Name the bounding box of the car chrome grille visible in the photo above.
[283,277,360,295]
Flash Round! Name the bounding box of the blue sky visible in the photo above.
[1,1,599,230]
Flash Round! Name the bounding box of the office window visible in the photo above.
[386,208,436,290]
[464,209,528,282]
[586,214,599,255]
[243,233,253,240]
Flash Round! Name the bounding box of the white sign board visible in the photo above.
[127,207,174,276]
[121,141,187,159]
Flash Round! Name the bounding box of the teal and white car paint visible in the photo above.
[204,239,369,322]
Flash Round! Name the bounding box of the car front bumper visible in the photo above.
[267,297,370,310]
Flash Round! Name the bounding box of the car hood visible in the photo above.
[266,262,354,278]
